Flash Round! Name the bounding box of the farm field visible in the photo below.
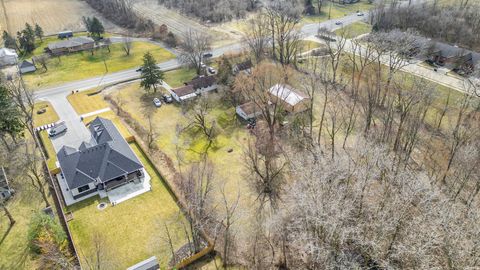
[23,42,175,89]
[0,0,122,35]
[132,0,241,47]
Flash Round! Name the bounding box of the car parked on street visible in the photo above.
[153,98,162,107]
[203,52,213,58]
[335,21,343,25]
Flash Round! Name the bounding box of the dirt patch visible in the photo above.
[0,0,124,35]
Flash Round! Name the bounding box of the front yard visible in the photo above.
[23,42,175,89]
[33,101,59,127]
[66,142,189,269]
[335,21,372,39]
[301,1,375,24]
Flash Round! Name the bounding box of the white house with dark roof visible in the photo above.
[0,48,18,66]
[56,117,150,205]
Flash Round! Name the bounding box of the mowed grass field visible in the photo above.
[66,142,189,269]
[23,42,175,89]
[110,79,258,242]
[335,21,372,38]
[301,1,375,24]
[0,0,120,35]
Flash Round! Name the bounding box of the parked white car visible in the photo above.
[153,98,162,107]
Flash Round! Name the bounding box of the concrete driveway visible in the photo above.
[42,94,92,152]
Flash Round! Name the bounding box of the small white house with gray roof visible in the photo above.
[57,117,149,205]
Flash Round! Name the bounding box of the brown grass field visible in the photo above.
[0,0,122,35]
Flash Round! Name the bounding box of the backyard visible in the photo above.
[66,142,190,269]
[23,42,175,89]
[109,80,258,240]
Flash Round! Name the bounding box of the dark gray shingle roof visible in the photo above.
[57,117,142,189]
[48,36,94,50]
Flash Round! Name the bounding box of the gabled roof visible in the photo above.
[268,84,309,106]
[172,84,195,97]
[57,117,143,189]
[48,36,94,50]
[0,48,17,57]
[19,60,35,69]
[234,60,252,72]
[187,75,216,89]
[238,101,262,117]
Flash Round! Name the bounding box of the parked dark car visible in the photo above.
[136,67,143,72]
[203,52,213,58]
[163,94,173,103]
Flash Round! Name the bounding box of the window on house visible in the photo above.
[78,185,90,193]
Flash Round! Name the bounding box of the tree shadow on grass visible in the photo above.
[0,223,14,246]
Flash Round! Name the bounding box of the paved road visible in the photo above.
[301,12,368,36]
[34,42,243,100]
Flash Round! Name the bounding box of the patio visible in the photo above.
[107,168,152,205]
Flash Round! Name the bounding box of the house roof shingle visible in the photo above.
[172,84,195,97]
[57,117,143,189]
[48,36,94,50]
[187,75,216,89]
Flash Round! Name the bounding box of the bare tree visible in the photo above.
[25,142,50,208]
[122,36,133,56]
[81,232,118,270]
[219,183,240,269]
[33,54,49,71]
[179,29,211,74]
[243,14,269,62]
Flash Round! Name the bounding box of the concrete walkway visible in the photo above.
[80,107,111,119]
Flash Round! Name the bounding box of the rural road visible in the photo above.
[34,42,242,100]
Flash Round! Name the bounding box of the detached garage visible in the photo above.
[19,60,36,74]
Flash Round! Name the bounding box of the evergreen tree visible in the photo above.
[217,56,233,85]
[0,83,24,143]
[2,31,17,49]
[17,23,36,54]
[84,16,105,39]
[34,23,44,42]
[140,52,164,93]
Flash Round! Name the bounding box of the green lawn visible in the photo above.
[67,89,108,115]
[111,82,258,249]
[24,42,175,89]
[0,177,54,270]
[66,142,189,269]
[23,32,112,59]
[164,68,197,88]
[301,1,375,24]
[335,21,372,38]
[39,130,58,171]
[33,101,59,127]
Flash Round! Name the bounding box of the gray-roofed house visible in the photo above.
[57,117,147,205]
[19,60,36,74]
[233,59,253,74]
[236,101,262,121]
[169,75,217,102]
[47,36,95,55]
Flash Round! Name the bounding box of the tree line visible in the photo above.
[371,1,480,50]
[2,23,44,55]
